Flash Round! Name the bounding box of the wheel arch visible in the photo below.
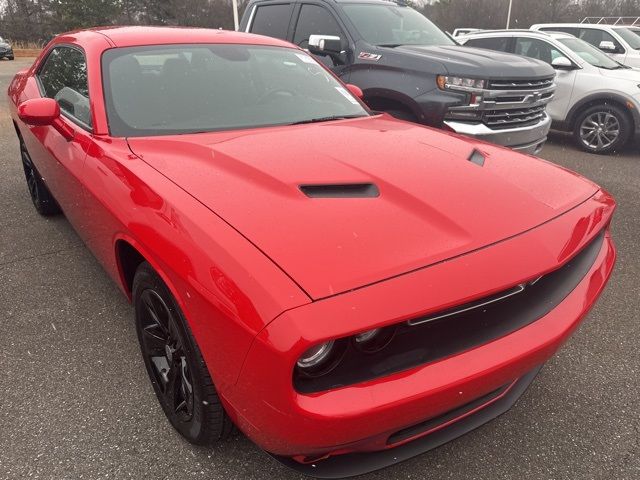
[361,89,423,122]
[566,93,638,131]
[113,236,188,315]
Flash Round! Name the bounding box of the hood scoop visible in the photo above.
[299,183,380,198]
[468,150,486,167]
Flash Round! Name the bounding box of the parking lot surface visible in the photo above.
[1,58,638,480]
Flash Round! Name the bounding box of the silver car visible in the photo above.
[460,30,640,154]
[531,23,640,68]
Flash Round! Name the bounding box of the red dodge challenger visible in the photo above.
[9,27,616,477]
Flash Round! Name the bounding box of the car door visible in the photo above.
[27,46,94,231]
[513,37,577,122]
[291,2,350,74]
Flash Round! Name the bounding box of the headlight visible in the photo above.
[297,341,335,369]
[296,325,397,378]
[437,75,486,91]
[296,339,348,377]
[354,329,380,344]
[353,326,396,353]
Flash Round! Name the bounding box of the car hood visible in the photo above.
[598,66,640,81]
[0,42,10,48]
[392,45,555,79]
[127,116,597,299]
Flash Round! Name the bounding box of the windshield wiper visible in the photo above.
[376,43,403,48]
[290,114,367,125]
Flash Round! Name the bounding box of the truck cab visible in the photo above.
[241,0,556,154]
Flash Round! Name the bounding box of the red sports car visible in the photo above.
[8,27,616,477]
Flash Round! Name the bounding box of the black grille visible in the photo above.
[294,230,605,394]
[483,105,546,129]
[488,77,555,90]
[387,382,511,445]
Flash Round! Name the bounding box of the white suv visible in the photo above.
[531,23,640,67]
[459,30,640,154]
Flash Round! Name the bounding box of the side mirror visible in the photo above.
[346,83,363,99]
[599,40,617,52]
[18,98,60,126]
[551,56,574,70]
[308,34,343,55]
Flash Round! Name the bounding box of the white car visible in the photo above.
[460,30,640,154]
[531,23,640,68]
[452,28,481,37]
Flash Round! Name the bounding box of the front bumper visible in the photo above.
[223,191,615,474]
[0,49,13,59]
[444,114,551,154]
[273,366,542,478]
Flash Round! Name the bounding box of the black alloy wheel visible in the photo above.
[20,140,61,215]
[133,262,233,444]
[138,288,195,422]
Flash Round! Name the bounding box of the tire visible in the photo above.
[385,109,419,123]
[573,103,632,154]
[133,262,234,444]
[19,139,61,216]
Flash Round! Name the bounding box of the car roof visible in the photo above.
[533,23,616,30]
[546,32,577,39]
[462,30,577,43]
[463,29,576,40]
[462,29,552,38]
[58,26,295,49]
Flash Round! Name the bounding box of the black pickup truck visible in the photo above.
[240,0,556,154]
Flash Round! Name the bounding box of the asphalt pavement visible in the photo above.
[1,58,638,480]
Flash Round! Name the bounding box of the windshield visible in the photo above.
[102,44,368,137]
[558,37,624,69]
[614,27,640,49]
[342,4,455,47]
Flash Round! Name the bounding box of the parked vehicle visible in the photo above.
[460,29,640,154]
[241,0,556,154]
[531,23,640,67]
[0,35,14,60]
[627,26,640,38]
[9,26,616,478]
[452,28,481,37]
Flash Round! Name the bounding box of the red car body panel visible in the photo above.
[230,192,615,455]
[8,27,616,473]
[127,120,597,299]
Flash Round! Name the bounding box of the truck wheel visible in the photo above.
[573,104,631,154]
[133,262,234,444]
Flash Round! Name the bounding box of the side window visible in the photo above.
[293,4,345,49]
[38,46,92,128]
[464,37,510,52]
[541,26,579,36]
[578,28,624,54]
[514,37,564,65]
[249,3,292,39]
